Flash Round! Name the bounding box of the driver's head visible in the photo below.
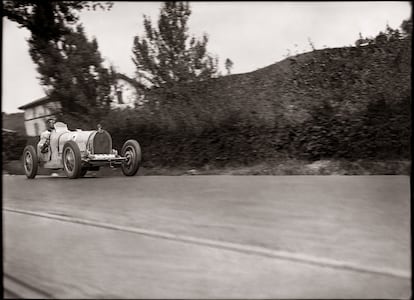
[46,118,56,131]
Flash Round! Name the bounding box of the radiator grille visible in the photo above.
[93,130,112,154]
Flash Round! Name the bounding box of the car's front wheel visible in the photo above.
[23,145,38,179]
[62,141,82,179]
[121,140,142,176]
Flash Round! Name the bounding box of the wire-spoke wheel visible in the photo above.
[22,145,38,179]
[62,141,82,179]
[121,140,142,176]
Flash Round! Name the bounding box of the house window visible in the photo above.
[34,123,39,136]
[117,87,124,104]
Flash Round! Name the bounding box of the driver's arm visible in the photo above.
[39,131,51,153]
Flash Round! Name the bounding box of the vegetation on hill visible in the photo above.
[3,2,410,174]
[101,19,411,170]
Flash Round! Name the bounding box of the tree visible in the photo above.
[3,1,112,41]
[225,58,234,75]
[131,1,219,89]
[30,24,116,127]
[3,1,114,127]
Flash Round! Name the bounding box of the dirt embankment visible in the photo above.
[4,159,410,176]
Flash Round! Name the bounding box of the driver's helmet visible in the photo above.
[46,118,56,129]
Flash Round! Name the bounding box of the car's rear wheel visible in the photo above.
[62,141,82,179]
[23,145,38,179]
[121,140,141,176]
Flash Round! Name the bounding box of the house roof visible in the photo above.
[115,73,148,91]
[18,74,145,111]
[18,96,55,110]
[2,128,17,133]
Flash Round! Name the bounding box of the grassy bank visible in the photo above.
[3,159,410,176]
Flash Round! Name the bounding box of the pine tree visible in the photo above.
[29,25,116,127]
[3,1,112,41]
[4,1,114,127]
[131,1,219,89]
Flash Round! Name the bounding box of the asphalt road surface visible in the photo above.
[3,175,411,299]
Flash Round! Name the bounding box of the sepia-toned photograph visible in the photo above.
[2,1,411,298]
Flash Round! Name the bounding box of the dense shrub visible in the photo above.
[99,23,411,168]
[2,131,28,163]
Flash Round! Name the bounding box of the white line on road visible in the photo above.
[4,273,54,299]
[4,207,411,280]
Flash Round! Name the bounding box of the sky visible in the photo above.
[2,1,411,113]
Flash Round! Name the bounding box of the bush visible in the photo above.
[2,131,28,163]
[97,23,410,168]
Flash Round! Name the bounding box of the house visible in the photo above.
[18,97,61,136]
[18,74,146,135]
[111,73,147,109]
[2,128,17,133]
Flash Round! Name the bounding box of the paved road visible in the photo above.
[3,175,411,298]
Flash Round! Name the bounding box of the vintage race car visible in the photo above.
[22,122,142,179]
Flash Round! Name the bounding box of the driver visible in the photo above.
[38,118,56,157]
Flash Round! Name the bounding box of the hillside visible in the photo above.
[188,42,409,125]
[102,30,412,168]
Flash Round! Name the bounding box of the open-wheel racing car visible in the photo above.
[22,122,142,179]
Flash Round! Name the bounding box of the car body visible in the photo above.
[22,122,141,179]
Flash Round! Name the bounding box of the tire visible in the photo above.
[62,141,82,179]
[121,139,142,176]
[23,145,38,179]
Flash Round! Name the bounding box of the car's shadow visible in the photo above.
[32,174,127,180]
[34,175,102,180]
